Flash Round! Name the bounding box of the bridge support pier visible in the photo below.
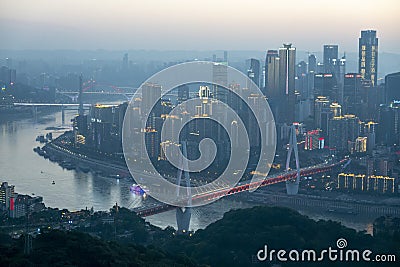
[285,124,300,195]
[175,141,192,234]
[176,207,191,233]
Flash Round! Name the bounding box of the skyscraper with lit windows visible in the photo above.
[323,45,338,74]
[278,43,296,123]
[359,30,378,86]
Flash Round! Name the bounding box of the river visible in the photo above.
[0,110,375,232]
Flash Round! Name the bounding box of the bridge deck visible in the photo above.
[133,159,347,217]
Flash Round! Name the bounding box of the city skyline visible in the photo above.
[0,0,399,53]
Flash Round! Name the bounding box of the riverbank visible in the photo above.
[41,131,130,178]
[0,105,60,122]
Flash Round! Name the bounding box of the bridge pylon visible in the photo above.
[285,124,300,195]
[175,141,191,234]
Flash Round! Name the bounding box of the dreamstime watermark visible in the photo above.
[256,238,397,263]
[122,61,276,207]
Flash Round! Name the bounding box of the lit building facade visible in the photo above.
[337,173,395,193]
[0,182,14,210]
[278,44,296,123]
[355,137,367,152]
[304,129,323,150]
[323,45,338,74]
[328,114,360,151]
[314,73,336,101]
[359,30,378,86]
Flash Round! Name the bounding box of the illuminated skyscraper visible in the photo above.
[314,96,331,139]
[278,44,296,123]
[0,182,14,210]
[279,44,296,96]
[328,114,360,151]
[323,45,338,74]
[359,30,378,86]
[314,73,335,100]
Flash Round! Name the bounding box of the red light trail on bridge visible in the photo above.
[133,159,348,217]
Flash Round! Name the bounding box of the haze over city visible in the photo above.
[1,0,399,52]
[1,1,400,266]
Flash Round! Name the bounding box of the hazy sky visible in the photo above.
[1,0,399,53]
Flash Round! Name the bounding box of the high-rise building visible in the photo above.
[278,43,296,123]
[122,53,129,70]
[343,73,362,114]
[355,137,368,153]
[141,83,162,121]
[304,129,323,150]
[314,96,332,140]
[385,72,400,104]
[359,30,378,86]
[279,44,296,96]
[377,104,400,146]
[337,55,346,103]
[307,54,317,100]
[314,73,336,100]
[330,102,342,117]
[360,121,378,151]
[212,63,228,102]
[85,103,127,153]
[297,61,307,75]
[141,83,162,160]
[177,84,189,104]
[323,45,339,74]
[246,58,261,88]
[323,45,345,102]
[328,114,360,151]
[0,182,14,210]
[296,61,308,99]
[308,54,317,73]
[264,50,279,97]
[0,66,16,86]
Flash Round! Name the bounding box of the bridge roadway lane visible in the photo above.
[133,159,348,216]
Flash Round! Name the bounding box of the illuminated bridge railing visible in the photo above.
[134,159,347,217]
